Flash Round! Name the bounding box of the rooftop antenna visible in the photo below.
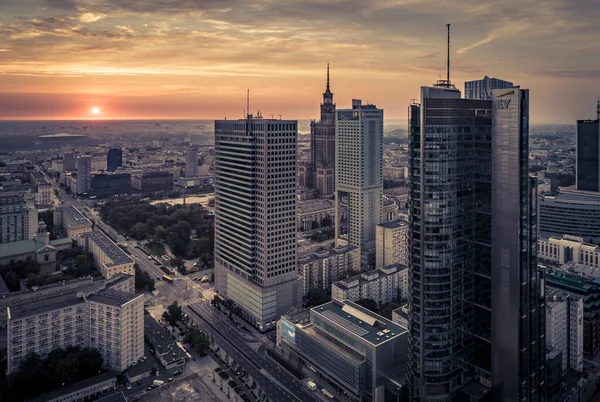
[447,23,451,83]
[246,89,250,118]
[326,63,330,91]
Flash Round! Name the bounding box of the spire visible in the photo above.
[326,63,330,91]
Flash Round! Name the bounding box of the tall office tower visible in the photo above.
[0,192,37,244]
[63,152,77,171]
[185,147,199,178]
[335,99,383,248]
[76,155,92,195]
[310,64,336,195]
[106,148,123,171]
[464,75,513,100]
[491,87,545,401]
[214,115,301,332]
[576,118,600,191]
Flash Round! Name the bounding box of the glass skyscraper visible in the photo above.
[464,76,513,101]
[576,119,600,192]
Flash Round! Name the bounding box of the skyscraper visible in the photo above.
[185,147,199,178]
[576,119,600,192]
[335,99,383,248]
[310,64,336,195]
[0,192,37,244]
[106,148,123,171]
[464,75,513,100]
[75,155,91,195]
[214,114,301,332]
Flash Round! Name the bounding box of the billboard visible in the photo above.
[281,319,296,344]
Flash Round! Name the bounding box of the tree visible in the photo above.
[75,254,89,271]
[304,289,331,307]
[184,329,210,356]
[3,271,20,291]
[163,301,183,326]
[154,225,166,241]
[134,264,155,291]
[321,216,332,227]
[356,298,379,313]
[193,237,212,256]
[133,222,149,240]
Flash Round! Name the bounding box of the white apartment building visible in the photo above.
[80,229,135,279]
[332,264,408,306]
[546,288,584,372]
[87,289,144,372]
[298,245,360,295]
[54,205,93,241]
[76,155,92,195]
[0,192,37,244]
[538,235,600,268]
[376,219,408,268]
[335,99,383,248]
[214,116,302,332]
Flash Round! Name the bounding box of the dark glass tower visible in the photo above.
[107,148,122,171]
[576,119,600,192]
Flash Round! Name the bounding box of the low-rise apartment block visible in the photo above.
[332,264,408,306]
[54,205,93,241]
[80,229,134,279]
[298,245,359,296]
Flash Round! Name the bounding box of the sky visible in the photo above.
[0,0,598,122]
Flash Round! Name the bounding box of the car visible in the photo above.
[168,377,174,382]
[126,384,132,390]
[146,387,153,391]
[148,256,152,260]
[173,369,183,376]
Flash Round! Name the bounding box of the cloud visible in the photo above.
[79,13,105,23]
[115,25,135,35]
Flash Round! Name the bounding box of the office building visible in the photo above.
[131,171,173,193]
[382,196,399,223]
[297,198,334,231]
[538,234,600,267]
[214,115,301,331]
[407,85,544,400]
[0,191,37,244]
[297,161,314,189]
[545,289,584,372]
[63,152,77,171]
[80,229,134,279]
[375,219,408,268]
[576,119,600,192]
[332,264,408,306]
[309,64,336,194]
[87,289,144,372]
[90,173,131,198]
[277,300,408,402]
[185,147,198,178]
[76,155,92,195]
[91,156,107,172]
[297,245,359,296]
[335,99,383,248]
[54,205,93,241]
[464,75,513,100]
[107,148,123,172]
[539,187,600,243]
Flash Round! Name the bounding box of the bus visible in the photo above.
[163,275,174,282]
[321,389,334,399]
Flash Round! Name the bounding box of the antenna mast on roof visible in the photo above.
[246,89,250,118]
[447,23,451,83]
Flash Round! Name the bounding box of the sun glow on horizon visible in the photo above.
[91,106,101,115]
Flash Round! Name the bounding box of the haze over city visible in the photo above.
[0,0,598,122]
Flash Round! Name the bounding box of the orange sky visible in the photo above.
[0,0,599,122]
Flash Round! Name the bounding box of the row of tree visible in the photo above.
[135,264,156,291]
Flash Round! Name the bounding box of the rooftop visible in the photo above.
[298,245,357,263]
[58,205,92,226]
[333,264,407,291]
[87,288,141,307]
[297,198,334,214]
[0,237,71,259]
[82,229,133,267]
[27,372,115,402]
[144,315,188,364]
[8,292,84,320]
[311,300,407,347]
[378,219,408,230]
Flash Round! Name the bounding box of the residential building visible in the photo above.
[91,156,107,172]
[464,75,513,100]
[277,300,408,402]
[538,235,600,267]
[545,348,563,402]
[80,229,134,279]
[143,314,187,369]
[309,64,336,194]
[576,119,600,192]
[332,264,408,305]
[297,161,314,189]
[63,152,77,171]
[214,115,301,331]
[375,219,408,269]
[297,245,359,295]
[54,205,93,241]
[545,288,584,372]
[0,191,37,244]
[107,148,123,172]
[90,173,131,198]
[335,99,383,248]
[185,147,198,178]
[75,155,92,195]
[87,289,144,372]
[27,372,117,402]
[131,171,173,192]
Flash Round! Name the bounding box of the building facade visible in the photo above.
[576,119,600,192]
[316,167,335,196]
[545,289,584,372]
[538,234,600,267]
[80,229,135,279]
[76,155,92,195]
[464,76,513,100]
[332,264,408,306]
[107,148,123,172]
[214,115,301,331]
[131,171,173,193]
[335,99,383,248]
[185,147,198,178]
[297,245,359,296]
[0,192,37,244]
[54,205,93,241]
[375,219,408,269]
[90,173,131,198]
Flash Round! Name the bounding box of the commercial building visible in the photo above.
[185,147,198,178]
[107,148,123,172]
[316,167,335,196]
[90,173,131,198]
[131,171,173,193]
[335,99,383,248]
[331,264,408,305]
[576,119,600,192]
[87,289,144,372]
[27,372,117,402]
[63,152,77,171]
[277,300,408,402]
[298,161,314,189]
[297,198,334,231]
[464,75,513,100]
[375,219,407,269]
[54,205,93,241]
[214,115,301,331]
[297,245,359,296]
[545,288,584,372]
[0,191,37,244]
[144,314,187,369]
[382,196,399,223]
[538,187,600,243]
[75,155,92,195]
[80,229,134,279]
[538,234,600,267]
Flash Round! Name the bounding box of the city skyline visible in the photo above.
[0,0,598,122]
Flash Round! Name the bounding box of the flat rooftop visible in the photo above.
[298,245,357,263]
[59,205,92,226]
[333,264,407,291]
[144,315,188,364]
[87,288,140,307]
[9,292,85,320]
[83,229,133,267]
[27,372,115,402]
[311,300,407,347]
[378,218,408,229]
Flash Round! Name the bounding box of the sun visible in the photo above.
[91,107,101,115]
